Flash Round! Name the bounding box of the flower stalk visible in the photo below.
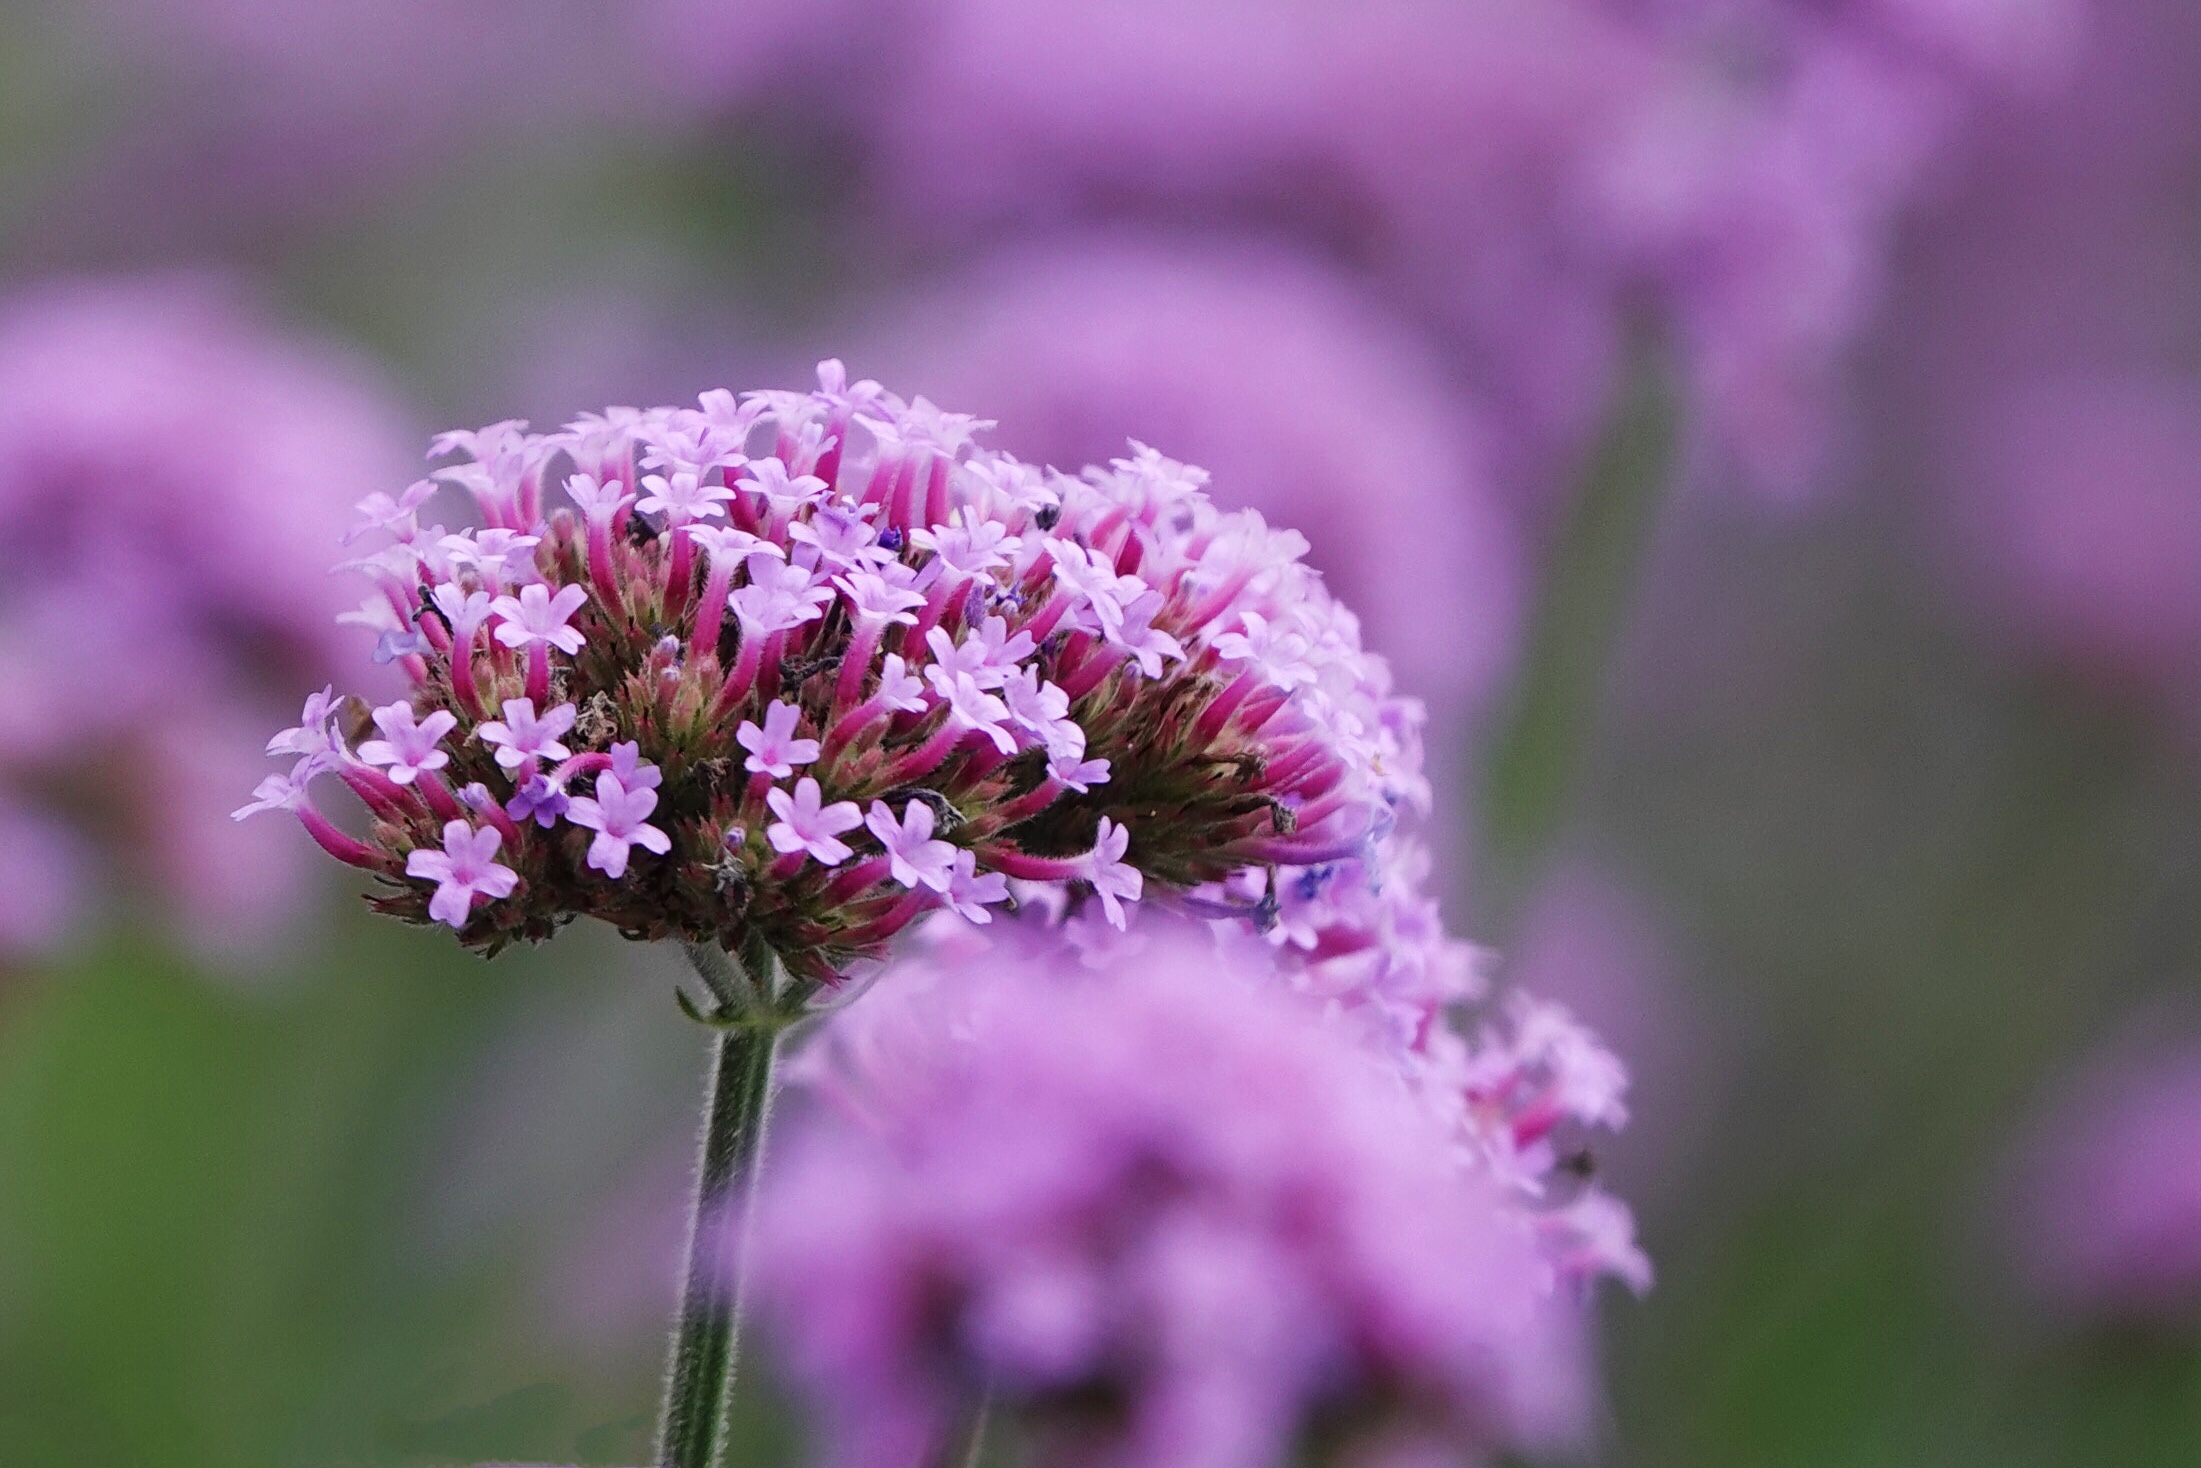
[657,936,794,1468]
[1476,338,1678,933]
[934,1388,994,1468]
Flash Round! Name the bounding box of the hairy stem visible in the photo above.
[657,942,785,1468]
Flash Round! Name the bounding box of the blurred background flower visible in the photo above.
[1880,0,2201,715]
[756,923,1594,1468]
[12,0,652,253]
[2007,1011,2201,1327]
[2,0,2200,1465]
[0,273,411,966]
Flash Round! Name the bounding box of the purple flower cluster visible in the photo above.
[0,274,409,959]
[757,925,1601,1468]
[242,365,1423,982]
[1882,0,2201,707]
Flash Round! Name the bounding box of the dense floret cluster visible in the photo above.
[242,364,1422,982]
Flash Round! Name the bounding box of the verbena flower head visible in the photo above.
[0,274,409,959]
[755,926,1595,1468]
[244,364,1421,983]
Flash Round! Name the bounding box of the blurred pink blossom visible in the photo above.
[763,0,2078,500]
[1882,0,2201,701]
[42,0,656,242]
[0,274,412,960]
[2009,1022,2201,1325]
[755,924,1598,1468]
[1944,376,2201,691]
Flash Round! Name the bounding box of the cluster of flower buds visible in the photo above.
[241,363,1420,982]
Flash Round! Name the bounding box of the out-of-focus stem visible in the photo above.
[1476,337,1680,936]
[929,1386,995,1468]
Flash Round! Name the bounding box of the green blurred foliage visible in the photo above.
[1576,490,2201,1467]
[0,912,768,1466]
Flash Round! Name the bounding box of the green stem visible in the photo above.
[931,1387,995,1468]
[1475,339,1681,936]
[657,945,785,1468]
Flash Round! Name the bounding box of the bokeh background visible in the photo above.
[3,1,2199,1464]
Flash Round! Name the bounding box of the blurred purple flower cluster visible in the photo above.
[757,917,1631,1467]
[0,274,409,961]
[1885,0,2201,709]
[658,0,2074,505]
[41,0,648,241]
[2010,1022,2201,1327]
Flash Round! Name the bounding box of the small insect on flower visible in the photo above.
[241,364,1424,981]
